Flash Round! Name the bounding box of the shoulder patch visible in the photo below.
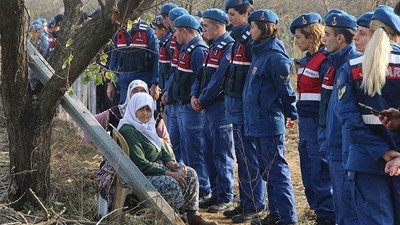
[280,75,290,82]
[252,67,257,75]
[338,85,346,100]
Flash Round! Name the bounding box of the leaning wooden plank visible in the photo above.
[27,42,183,225]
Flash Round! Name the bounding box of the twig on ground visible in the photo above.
[29,188,50,221]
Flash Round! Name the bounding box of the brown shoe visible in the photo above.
[188,215,218,225]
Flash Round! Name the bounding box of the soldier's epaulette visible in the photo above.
[138,23,148,31]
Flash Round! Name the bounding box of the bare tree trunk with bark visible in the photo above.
[0,0,155,210]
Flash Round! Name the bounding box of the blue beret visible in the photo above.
[173,15,200,30]
[248,9,278,24]
[224,0,254,12]
[290,12,322,34]
[325,12,357,30]
[48,17,55,27]
[357,12,373,28]
[160,3,177,15]
[169,8,189,21]
[31,23,41,31]
[152,15,164,27]
[324,9,344,21]
[203,9,229,24]
[39,18,47,24]
[33,19,42,25]
[372,5,400,33]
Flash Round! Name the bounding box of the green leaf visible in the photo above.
[68,54,74,63]
[127,19,133,31]
[68,88,74,96]
[105,71,112,80]
[94,73,103,86]
[90,64,100,71]
[110,72,118,84]
[66,38,73,48]
[100,53,108,66]
[146,13,154,25]
[82,75,91,85]
[83,70,92,78]
[54,201,64,207]
[62,59,69,70]
[28,32,32,39]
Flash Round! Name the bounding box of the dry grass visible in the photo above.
[0,73,318,224]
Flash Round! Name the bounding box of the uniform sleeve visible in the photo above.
[337,64,391,160]
[166,73,175,103]
[189,46,208,98]
[120,125,166,176]
[108,33,119,71]
[191,76,201,98]
[319,60,330,84]
[147,28,160,85]
[198,43,233,107]
[191,46,208,78]
[271,57,298,120]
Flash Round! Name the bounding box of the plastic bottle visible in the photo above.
[177,160,184,175]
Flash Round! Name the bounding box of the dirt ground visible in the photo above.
[0,109,316,224]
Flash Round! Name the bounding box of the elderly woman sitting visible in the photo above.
[117,93,217,225]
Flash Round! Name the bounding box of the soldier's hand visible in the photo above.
[382,150,400,162]
[373,108,400,130]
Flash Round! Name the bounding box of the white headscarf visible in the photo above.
[117,93,161,152]
[118,79,149,116]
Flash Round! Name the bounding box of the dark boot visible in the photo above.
[231,210,263,223]
[223,205,245,218]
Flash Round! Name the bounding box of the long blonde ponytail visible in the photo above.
[361,19,396,96]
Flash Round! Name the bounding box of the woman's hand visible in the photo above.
[165,170,187,189]
[166,161,187,175]
[385,157,400,176]
[166,161,179,172]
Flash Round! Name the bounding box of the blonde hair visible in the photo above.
[362,19,398,96]
[298,23,325,54]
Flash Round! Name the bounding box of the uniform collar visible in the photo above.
[297,45,326,66]
[328,43,356,69]
[160,31,172,43]
[211,32,230,47]
[230,24,250,40]
[181,35,201,52]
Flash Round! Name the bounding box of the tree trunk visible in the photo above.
[0,0,155,209]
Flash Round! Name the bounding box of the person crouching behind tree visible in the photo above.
[243,9,299,225]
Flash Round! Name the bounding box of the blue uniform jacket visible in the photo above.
[326,43,358,161]
[166,36,208,103]
[108,24,159,87]
[337,42,400,175]
[191,32,233,107]
[243,37,298,137]
[296,46,330,117]
[225,24,253,124]
[158,32,172,91]
[164,31,173,60]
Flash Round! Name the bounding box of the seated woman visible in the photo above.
[117,93,217,225]
[84,80,171,208]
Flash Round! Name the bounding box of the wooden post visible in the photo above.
[27,42,183,225]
